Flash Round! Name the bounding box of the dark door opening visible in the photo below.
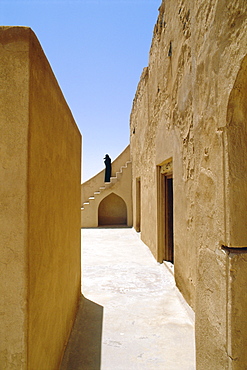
[157,161,174,264]
[136,178,141,232]
[164,175,174,263]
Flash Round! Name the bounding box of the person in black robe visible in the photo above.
[104,154,111,182]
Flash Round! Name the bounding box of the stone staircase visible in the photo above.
[81,160,131,211]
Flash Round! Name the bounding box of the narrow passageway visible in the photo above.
[61,228,195,370]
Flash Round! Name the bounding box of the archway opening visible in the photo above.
[98,193,127,226]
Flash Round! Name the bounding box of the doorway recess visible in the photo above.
[157,159,174,263]
[136,178,141,232]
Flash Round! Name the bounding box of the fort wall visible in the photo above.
[130,1,247,368]
[0,27,81,369]
[81,145,132,228]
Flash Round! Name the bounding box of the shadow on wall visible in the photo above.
[98,193,127,226]
[60,295,103,370]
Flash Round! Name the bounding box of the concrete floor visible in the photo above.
[61,228,195,370]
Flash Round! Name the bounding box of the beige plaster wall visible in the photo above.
[130,0,197,307]
[0,27,81,369]
[228,251,247,369]
[81,145,132,228]
[81,145,130,204]
[28,28,81,369]
[227,54,247,248]
[98,193,127,225]
[0,26,29,369]
[193,2,247,368]
[130,1,247,368]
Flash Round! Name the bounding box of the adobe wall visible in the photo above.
[0,27,81,369]
[81,145,130,203]
[0,27,29,369]
[131,0,197,307]
[81,145,132,228]
[130,1,247,368]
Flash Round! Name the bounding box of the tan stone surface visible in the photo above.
[0,26,30,369]
[98,193,127,225]
[82,145,130,203]
[0,27,81,369]
[130,1,247,368]
[229,251,247,369]
[28,28,81,370]
[227,54,247,248]
[81,145,132,228]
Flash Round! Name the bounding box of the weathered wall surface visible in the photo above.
[193,2,247,369]
[0,27,81,369]
[130,1,247,368]
[229,251,247,368]
[0,26,29,369]
[131,0,197,307]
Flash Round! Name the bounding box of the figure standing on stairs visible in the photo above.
[104,154,111,182]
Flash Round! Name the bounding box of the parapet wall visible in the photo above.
[0,27,81,369]
[81,145,130,204]
[81,145,132,228]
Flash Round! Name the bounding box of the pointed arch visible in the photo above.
[98,193,127,226]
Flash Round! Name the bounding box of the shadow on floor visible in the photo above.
[60,295,103,370]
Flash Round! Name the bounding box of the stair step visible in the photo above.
[104,182,112,188]
[82,161,131,208]
[121,161,131,169]
[110,176,117,183]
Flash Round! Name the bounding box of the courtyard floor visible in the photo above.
[61,228,195,370]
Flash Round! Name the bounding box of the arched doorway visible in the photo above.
[98,193,127,226]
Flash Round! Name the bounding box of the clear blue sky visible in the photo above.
[1,0,161,181]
